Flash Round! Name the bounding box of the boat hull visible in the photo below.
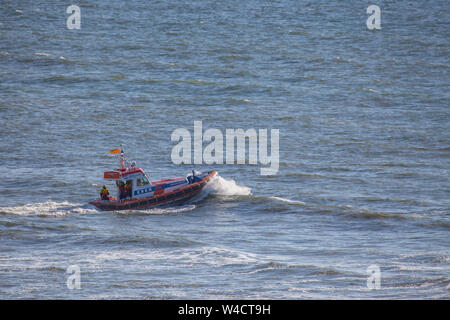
[90,170,217,211]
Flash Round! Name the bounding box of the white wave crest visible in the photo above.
[0,201,98,217]
[202,175,251,196]
[34,52,53,57]
[117,205,196,215]
[269,196,306,205]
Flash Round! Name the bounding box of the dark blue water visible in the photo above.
[0,0,449,299]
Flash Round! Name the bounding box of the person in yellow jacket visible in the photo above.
[100,185,110,201]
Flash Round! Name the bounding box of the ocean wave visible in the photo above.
[173,79,217,86]
[77,246,261,269]
[246,261,294,274]
[387,277,450,290]
[116,204,196,215]
[34,52,53,57]
[418,220,450,230]
[218,55,253,62]
[352,196,430,206]
[285,172,325,178]
[93,234,203,248]
[183,247,260,267]
[333,56,350,63]
[395,251,450,265]
[31,52,69,63]
[278,116,294,120]
[227,98,256,105]
[392,264,448,272]
[234,194,306,210]
[335,205,407,220]
[0,201,98,217]
[269,196,306,206]
[246,261,343,276]
[313,204,410,221]
[42,75,102,84]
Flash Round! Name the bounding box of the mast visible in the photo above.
[118,145,128,171]
[120,149,125,170]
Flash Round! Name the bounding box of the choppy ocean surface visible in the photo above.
[0,0,449,299]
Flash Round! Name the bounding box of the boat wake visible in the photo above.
[201,175,306,207]
[0,201,98,217]
[116,205,197,215]
[269,196,306,206]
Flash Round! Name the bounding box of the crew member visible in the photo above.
[100,185,110,201]
[118,182,126,201]
[126,181,132,199]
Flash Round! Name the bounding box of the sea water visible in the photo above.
[0,0,449,299]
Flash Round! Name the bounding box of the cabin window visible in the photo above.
[137,177,150,186]
[140,176,150,186]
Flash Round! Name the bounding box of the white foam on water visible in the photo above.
[393,264,447,272]
[0,201,98,217]
[77,245,262,270]
[269,196,306,205]
[202,175,251,197]
[34,52,52,57]
[118,204,196,215]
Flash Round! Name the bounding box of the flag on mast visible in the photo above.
[109,148,121,154]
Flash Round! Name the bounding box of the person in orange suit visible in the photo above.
[100,185,110,201]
